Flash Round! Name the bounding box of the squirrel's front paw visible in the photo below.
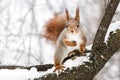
[63,39,77,47]
[67,41,76,47]
[53,65,65,73]
[69,41,76,47]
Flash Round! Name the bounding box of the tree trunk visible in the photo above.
[0,0,119,80]
[35,0,120,80]
[92,0,120,51]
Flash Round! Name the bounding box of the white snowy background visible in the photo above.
[0,0,120,80]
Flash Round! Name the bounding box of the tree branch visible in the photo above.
[0,64,53,71]
[0,49,90,71]
[36,30,120,80]
[0,0,119,80]
[35,0,120,80]
[92,0,120,51]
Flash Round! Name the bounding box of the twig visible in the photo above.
[0,64,53,71]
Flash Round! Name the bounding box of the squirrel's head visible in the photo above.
[65,7,80,34]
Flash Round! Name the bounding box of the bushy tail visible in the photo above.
[43,15,66,43]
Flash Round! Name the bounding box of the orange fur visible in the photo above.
[43,15,67,43]
[63,39,77,47]
[79,43,86,55]
[54,57,65,73]
[43,7,87,73]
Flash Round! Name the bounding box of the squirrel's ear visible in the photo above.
[75,7,80,22]
[65,9,69,21]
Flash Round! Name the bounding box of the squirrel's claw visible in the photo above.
[53,65,65,73]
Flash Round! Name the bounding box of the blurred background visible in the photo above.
[0,0,120,80]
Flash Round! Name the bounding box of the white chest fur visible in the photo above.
[66,32,83,44]
[66,32,83,52]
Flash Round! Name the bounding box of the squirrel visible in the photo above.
[43,7,87,73]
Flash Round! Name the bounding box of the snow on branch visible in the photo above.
[35,0,120,80]
[0,0,119,80]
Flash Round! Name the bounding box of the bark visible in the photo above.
[0,0,119,80]
[92,0,120,51]
[35,30,120,80]
[35,0,120,80]
[0,64,53,71]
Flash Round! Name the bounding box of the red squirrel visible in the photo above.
[43,7,87,73]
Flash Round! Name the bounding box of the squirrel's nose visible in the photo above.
[71,30,74,33]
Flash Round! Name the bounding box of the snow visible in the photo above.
[64,54,90,69]
[63,45,92,68]
[0,56,90,80]
[0,68,40,80]
[0,0,120,80]
[104,21,120,43]
[0,45,91,80]
[4,20,118,80]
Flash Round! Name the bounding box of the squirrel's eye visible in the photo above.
[77,25,79,27]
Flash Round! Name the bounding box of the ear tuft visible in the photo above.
[75,7,80,22]
[65,8,69,21]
